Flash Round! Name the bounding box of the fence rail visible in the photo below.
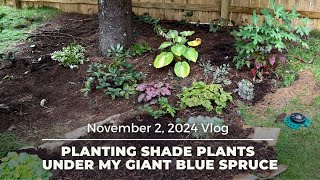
[2,0,320,29]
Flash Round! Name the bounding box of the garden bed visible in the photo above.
[0,12,277,179]
[0,13,272,138]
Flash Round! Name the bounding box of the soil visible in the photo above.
[253,70,320,110]
[0,12,277,179]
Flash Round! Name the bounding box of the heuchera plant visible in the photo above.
[153,30,201,78]
[232,0,310,77]
[136,82,172,104]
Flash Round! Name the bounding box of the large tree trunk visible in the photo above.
[98,0,133,56]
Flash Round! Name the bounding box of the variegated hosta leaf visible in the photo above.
[153,52,174,68]
[174,61,190,78]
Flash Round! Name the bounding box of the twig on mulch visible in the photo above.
[26,31,86,40]
[68,17,98,22]
[27,32,86,39]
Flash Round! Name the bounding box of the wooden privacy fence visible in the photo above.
[2,0,320,29]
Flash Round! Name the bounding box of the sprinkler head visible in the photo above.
[284,113,311,130]
[290,113,306,124]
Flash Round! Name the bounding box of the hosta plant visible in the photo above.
[51,43,86,69]
[0,152,52,179]
[235,79,254,101]
[232,0,310,77]
[186,116,224,139]
[178,81,232,114]
[136,82,173,104]
[154,29,201,78]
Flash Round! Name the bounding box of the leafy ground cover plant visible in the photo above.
[178,81,232,114]
[186,116,224,139]
[232,0,310,77]
[129,43,152,56]
[51,43,86,69]
[235,79,254,101]
[0,132,25,159]
[140,97,176,119]
[209,18,236,33]
[154,29,201,78]
[106,43,127,58]
[179,11,194,25]
[83,60,141,99]
[199,60,231,85]
[134,13,160,25]
[0,152,52,179]
[136,82,173,104]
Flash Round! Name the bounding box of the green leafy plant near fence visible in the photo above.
[154,30,200,78]
[178,81,232,114]
[232,0,310,77]
[0,152,52,179]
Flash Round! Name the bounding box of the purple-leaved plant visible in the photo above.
[136,82,172,104]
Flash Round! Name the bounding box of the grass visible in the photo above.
[0,132,26,159]
[0,5,58,159]
[240,30,320,179]
[240,97,320,179]
[0,6,59,53]
[276,30,320,86]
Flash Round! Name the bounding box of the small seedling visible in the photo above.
[140,97,176,119]
[129,43,152,56]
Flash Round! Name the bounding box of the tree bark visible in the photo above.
[98,0,133,56]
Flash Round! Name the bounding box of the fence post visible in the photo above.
[221,0,230,19]
[13,0,21,8]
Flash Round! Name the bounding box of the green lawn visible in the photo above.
[0,6,59,53]
[241,31,320,179]
[0,6,59,158]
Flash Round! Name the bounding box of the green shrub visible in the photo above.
[51,43,86,69]
[153,30,200,78]
[0,152,52,179]
[178,81,232,114]
[232,0,310,74]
